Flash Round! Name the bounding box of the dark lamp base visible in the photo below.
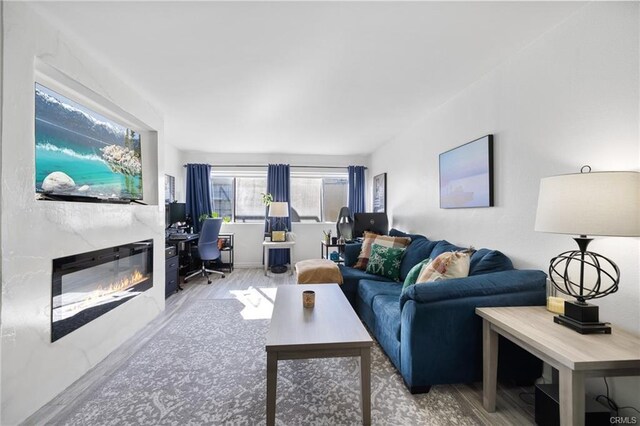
[554,300,611,334]
[270,265,288,274]
[564,300,600,323]
[553,315,611,334]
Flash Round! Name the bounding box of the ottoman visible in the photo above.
[295,259,343,285]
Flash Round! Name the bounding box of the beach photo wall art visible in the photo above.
[439,135,494,208]
[35,83,143,201]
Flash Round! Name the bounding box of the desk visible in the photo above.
[166,233,199,289]
[167,233,235,277]
[263,241,295,276]
[476,306,640,426]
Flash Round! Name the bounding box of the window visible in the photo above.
[211,171,347,223]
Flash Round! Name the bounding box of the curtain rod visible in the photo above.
[183,164,367,170]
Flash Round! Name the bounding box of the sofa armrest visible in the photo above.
[343,242,362,267]
[400,269,546,309]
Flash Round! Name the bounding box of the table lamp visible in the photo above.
[268,202,289,241]
[534,166,640,334]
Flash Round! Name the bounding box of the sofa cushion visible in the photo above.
[366,244,406,281]
[402,258,431,291]
[417,251,471,283]
[372,295,403,369]
[400,238,439,280]
[430,240,465,259]
[469,249,513,275]
[343,242,362,267]
[358,279,403,309]
[389,228,427,241]
[354,232,411,270]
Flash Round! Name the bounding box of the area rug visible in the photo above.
[50,298,483,425]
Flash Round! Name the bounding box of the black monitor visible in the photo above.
[353,213,389,238]
[166,202,186,227]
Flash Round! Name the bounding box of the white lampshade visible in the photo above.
[268,202,289,218]
[535,171,640,237]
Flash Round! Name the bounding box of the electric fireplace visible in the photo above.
[51,239,153,342]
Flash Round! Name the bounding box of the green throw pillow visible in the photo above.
[402,258,432,291]
[366,243,406,281]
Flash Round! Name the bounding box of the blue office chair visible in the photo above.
[184,218,225,284]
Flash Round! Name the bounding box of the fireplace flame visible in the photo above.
[59,269,148,318]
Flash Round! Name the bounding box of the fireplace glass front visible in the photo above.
[51,239,153,342]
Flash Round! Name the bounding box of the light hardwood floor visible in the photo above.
[27,268,536,425]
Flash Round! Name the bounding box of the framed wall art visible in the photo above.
[373,173,387,213]
[439,135,494,208]
[164,174,175,203]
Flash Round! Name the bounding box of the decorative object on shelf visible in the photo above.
[373,173,387,213]
[322,229,332,244]
[535,166,640,334]
[271,230,286,242]
[439,135,494,208]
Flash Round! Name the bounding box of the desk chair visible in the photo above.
[184,218,225,284]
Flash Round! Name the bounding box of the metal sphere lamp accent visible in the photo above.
[535,166,640,334]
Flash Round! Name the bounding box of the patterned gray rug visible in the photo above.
[50,298,483,425]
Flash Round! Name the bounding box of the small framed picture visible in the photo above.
[373,173,386,213]
[271,231,286,242]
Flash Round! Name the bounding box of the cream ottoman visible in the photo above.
[295,259,343,285]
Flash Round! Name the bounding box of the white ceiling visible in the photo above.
[31,1,585,155]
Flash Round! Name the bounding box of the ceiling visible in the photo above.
[31,1,585,156]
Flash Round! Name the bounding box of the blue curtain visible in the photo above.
[185,163,213,233]
[348,165,366,214]
[266,164,291,267]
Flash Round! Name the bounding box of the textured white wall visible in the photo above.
[1,3,165,424]
[370,2,639,409]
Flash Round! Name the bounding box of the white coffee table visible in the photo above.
[265,284,373,425]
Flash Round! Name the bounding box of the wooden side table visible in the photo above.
[476,306,640,426]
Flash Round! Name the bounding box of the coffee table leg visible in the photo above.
[482,319,498,412]
[360,347,371,425]
[267,351,277,426]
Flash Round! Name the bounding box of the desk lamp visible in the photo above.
[535,166,640,334]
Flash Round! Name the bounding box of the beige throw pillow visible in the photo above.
[354,231,411,270]
[417,251,471,283]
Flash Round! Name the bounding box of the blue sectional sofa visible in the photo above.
[338,229,546,393]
